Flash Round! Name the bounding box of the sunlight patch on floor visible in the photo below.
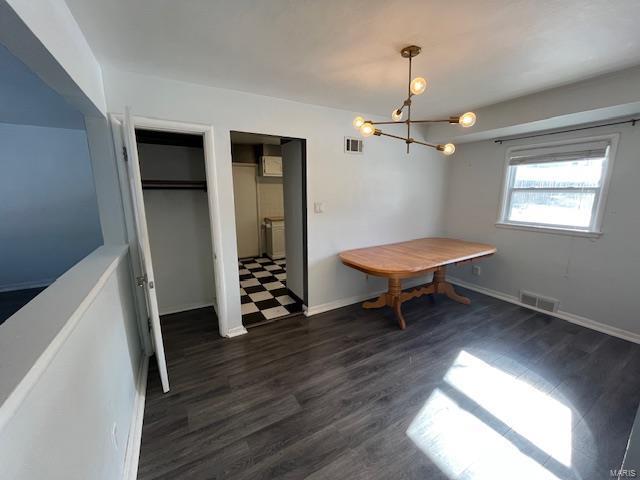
[407,350,574,479]
[445,351,572,466]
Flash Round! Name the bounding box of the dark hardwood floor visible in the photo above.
[0,287,46,325]
[138,289,640,479]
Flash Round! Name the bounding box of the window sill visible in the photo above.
[495,222,603,238]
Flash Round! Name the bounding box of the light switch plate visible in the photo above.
[314,202,324,213]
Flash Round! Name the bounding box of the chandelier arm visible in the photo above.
[377,131,410,142]
[370,119,453,126]
[377,130,442,151]
[409,119,455,124]
[369,120,408,126]
[377,131,441,152]
[351,45,474,153]
[411,139,440,149]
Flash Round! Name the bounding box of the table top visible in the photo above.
[339,237,496,278]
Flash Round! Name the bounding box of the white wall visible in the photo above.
[258,179,284,217]
[139,143,206,181]
[427,65,640,145]
[138,143,216,315]
[0,122,103,291]
[104,66,448,334]
[0,246,143,480]
[144,190,216,315]
[445,122,640,338]
[258,177,284,254]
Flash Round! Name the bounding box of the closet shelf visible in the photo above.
[141,180,207,190]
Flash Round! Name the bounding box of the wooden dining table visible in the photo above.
[339,237,496,329]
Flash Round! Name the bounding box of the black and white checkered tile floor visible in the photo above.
[239,256,303,326]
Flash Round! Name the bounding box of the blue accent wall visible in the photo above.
[0,43,102,290]
[0,123,103,289]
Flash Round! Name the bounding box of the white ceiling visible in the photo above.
[65,0,640,118]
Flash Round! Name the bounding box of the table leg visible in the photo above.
[362,293,388,309]
[389,278,406,330]
[362,278,406,329]
[433,267,470,305]
[361,267,470,330]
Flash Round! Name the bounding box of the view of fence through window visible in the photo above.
[505,157,606,229]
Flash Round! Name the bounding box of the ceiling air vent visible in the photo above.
[519,290,559,313]
[345,137,363,154]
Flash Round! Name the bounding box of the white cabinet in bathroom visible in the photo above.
[265,217,285,260]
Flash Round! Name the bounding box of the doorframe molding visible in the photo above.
[109,114,235,339]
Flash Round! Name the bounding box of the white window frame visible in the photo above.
[496,134,619,237]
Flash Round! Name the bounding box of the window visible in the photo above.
[498,136,617,235]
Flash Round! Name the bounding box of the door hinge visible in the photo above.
[136,274,147,287]
[122,146,128,162]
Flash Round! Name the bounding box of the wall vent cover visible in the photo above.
[345,137,363,154]
[520,291,538,307]
[519,290,559,312]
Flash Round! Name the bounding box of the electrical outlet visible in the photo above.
[472,265,481,276]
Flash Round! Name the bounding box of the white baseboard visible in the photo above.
[159,301,215,316]
[449,277,640,345]
[305,275,432,317]
[226,325,248,338]
[0,278,55,293]
[305,290,385,317]
[123,355,149,480]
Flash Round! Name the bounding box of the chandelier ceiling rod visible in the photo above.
[406,50,412,154]
[352,45,477,156]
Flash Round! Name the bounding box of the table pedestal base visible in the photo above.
[362,266,470,329]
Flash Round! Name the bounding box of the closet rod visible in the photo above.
[141,180,207,190]
[494,118,638,144]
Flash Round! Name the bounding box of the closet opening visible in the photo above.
[230,131,308,328]
[136,128,218,328]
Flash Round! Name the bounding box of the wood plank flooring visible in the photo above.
[138,289,640,479]
[0,287,46,325]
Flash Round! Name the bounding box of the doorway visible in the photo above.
[135,129,217,317]
[230,131,308,327]
[111,111,226,393]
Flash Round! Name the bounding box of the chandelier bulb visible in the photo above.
[347,48,473,152]
[439,143,456,156]
[360,122,376,137]
[410,77,427,95]
[459,112,477,128]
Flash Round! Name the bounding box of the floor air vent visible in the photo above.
[519,290,559,313]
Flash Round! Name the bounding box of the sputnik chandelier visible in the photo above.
[352,45,477,155]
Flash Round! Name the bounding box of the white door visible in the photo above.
[282,140,305,302]
[123,107,170,393]
[232,164,260,258]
